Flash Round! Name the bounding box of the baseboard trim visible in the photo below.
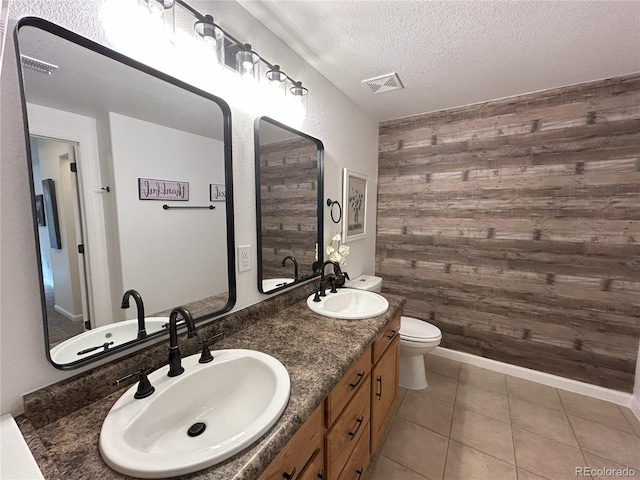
[53,305,84,322]
[431,347,635,411]
[630,395,640,421]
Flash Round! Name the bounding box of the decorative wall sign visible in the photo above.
[210,184,226,202]
[42,178,61,249]
[342,169,367,242]
[138,178,189,201]
[35,194,46,226]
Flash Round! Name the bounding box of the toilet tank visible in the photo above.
[345,275,383,292]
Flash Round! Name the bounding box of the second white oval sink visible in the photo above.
[99,349,290,478]
[307,288,389,319]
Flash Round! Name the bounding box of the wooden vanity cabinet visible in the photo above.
[260,311,400,480]
[258,404,324,480]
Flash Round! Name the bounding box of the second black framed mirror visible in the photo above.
[255,117,324,294]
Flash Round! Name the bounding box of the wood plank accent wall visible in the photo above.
[259,138,318,279]
[376,74,640,392]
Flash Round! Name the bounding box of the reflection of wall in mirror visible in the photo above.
[110,112,227,316]
[260,138,317,279]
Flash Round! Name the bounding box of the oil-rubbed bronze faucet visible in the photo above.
[121,289,146,340]
[313,260,342,302]
[167,307,197,377]
[282,255,299,280]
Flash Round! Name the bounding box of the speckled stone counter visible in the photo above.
[18,291,405,480]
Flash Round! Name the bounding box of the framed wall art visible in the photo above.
[35,194,46,226]
[342,168,367,242]
[42,178,61,249]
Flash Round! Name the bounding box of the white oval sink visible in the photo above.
[307,288,389,319]
[99,349,290,478]
[50,317,169,364]
[262,277,295,291]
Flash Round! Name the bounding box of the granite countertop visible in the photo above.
[19,292,405,480]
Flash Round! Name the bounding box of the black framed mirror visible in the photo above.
[15,18,236,369]
[255,117,324,294]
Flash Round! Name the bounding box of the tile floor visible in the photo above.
[367,355,640,480]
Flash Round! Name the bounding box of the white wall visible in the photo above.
[632,344,640,418]
[0,0,377,416]
[110,112,227,318]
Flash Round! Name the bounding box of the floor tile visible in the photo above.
[398,390,455,436]
[426,354,461,379]
[509,397,577,447]
[450,407,515,464]
[516,469,548,480]
[422,371,458,404]
[569,415,640,470]
[619,406,640,437]
[455,382,510,424]
[512,428,587,480]
[583,452,638,480]
[381,417,448,480]
[443,440,517,480]
[459,364,507,394]
[558,390,635,433]
[368,455,428,480]
[505,376,563,411]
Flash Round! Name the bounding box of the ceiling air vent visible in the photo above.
[362,72,404,94]
[21,55,58,75]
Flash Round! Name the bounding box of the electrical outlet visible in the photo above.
[238,245,251,272]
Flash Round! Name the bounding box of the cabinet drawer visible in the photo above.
[259,404,323,480]
[325,346,371,427]
[325,378,371,480]
[372,312,400,364]
[336,422,370,480]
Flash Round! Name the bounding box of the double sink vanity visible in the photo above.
[18,285,405,479]
[12,13,403,480]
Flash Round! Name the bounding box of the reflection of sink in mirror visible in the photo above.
[49,317,169,365]
[307,289,389,320]
[100,349,290,478]
[261,278,295,291]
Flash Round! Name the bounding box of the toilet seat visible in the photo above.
[400,316,442,342]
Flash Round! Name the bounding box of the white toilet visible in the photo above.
[346,275,442,390]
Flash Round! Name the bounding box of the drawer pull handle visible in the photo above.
[282,467,296,480]
[348,416,364,439]
[376,375,383,400]
[386,329,397,340]
[349,372,365,390]
[356,468,364,480]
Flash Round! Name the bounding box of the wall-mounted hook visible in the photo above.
[101,186,110,192]
[326,198,342,224]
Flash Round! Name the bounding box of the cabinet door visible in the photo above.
[259,405,324,480]
[370,336,399,453]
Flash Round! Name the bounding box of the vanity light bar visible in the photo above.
[174,0,309,105]
[21,55,58,75]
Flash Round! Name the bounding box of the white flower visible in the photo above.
[338,245,350,256]
[332,232,341,242]
[329,252,341,263]
[340,257,347,267]
[326,246,335,255]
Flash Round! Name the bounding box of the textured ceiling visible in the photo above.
[238,0,640,121]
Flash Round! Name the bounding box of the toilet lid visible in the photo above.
[400,316,442,340]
